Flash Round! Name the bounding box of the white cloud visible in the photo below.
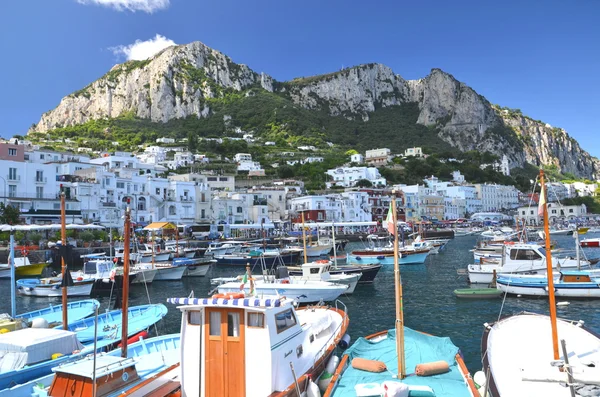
[76,0,170,13]
[110,34,176,61]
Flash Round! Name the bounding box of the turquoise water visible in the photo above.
[1,234,599,373]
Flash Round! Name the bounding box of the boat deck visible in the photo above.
[331,328,473,397]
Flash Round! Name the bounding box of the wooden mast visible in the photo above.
[540,170,560,360]
[301,211,308,265]
[121,198,131,358]
[60,185,68,330]
[392,193,406,378]
[175,223,179,258]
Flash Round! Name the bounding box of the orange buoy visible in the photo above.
[213,292,245,300]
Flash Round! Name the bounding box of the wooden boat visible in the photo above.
[454,288,502,299]
[16,278,94,297]
[0,257,48,279]
[496,270,600,298]
[479,169,600,396]
[161,295,349,396]
[62,303,168,343]
[14,299,100,327]
[324,196,477,397]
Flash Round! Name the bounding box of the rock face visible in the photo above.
[30,41,598,179]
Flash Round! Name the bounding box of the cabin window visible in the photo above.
[188,311,201,325]
[248,312,264,328]
[310,268,320,274]
[209,311,221,336]
[275,309,297,334]
[227,312,240,337]
[510,249,542,261]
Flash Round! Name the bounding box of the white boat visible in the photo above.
[206,242,230,257]
[129,264,158,284]
[16,278,94,297]
[138,244,170,263]
[289,261,361,294]
[548,228,573,235]
[467,242,591,284]
[166,294,349,396]
[481,313,600,396]
[152,263,187,281]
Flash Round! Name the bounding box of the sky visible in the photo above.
[0,0,599,156]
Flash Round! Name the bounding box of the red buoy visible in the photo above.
[118,330,149,348]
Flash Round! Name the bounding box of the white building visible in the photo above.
[350,153,364,164]
[517,203,587,226]
[156,137,175,144]
[475,183,519,212]
[566,182,598,198]
[234,153,265,176]
[546,182,570,202]
[326,167,386,188]
[404,147,423,157]
[289,192,371,223]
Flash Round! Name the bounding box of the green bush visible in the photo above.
[80,231,94,242]
[29,233,43,245]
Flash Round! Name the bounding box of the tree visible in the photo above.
[187,131,198,153]
[0,203,21,225]
[355,179,373,188]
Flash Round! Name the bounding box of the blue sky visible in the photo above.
[1,0,599,156]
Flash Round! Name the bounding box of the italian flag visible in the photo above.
[385,202,395,235]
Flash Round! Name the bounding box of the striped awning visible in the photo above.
[167,297,283,307]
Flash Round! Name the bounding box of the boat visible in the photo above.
[73,256,137,293]
[164,294,349,396]
[350,248,430,265]
[287,262,382,283]
[174,257,214,276]
[0,327,115,390]
[323,197,477,397]
[152,262,187,280]
[137,243,171,263]
[0,257,48,279]
[467,242,592,284]
[496,270,600,298]
[287,260,361,294]
[580,237,600,247]
[214,250,300,266]
[548,228,573,235]
[128,263,158,284]
[16,277,94,297]
[183,246,207,258]
[479,169,600,396]
[0,333,181,397]
[14,299,100,327]
[453,288,502,299]
[62,303,168,343]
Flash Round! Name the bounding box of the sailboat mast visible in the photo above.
[10,232,16,318]
[121,199,131,358]
[392,193,406,378]
[60,186,68,330]
[175,224,179,258]
[301,211,308,264]
[540,170,560,360]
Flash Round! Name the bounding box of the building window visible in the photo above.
[169,205,176,215]
[569,209,574,213]
[156,188,160,195]
[40,154,45,160]
[237,207,242,213]
[53,203,60,209]
[8,185,16,197]
[36,186,44,199]
[8,148,17,156]
[36,170,44,182]
[201,209,205,218]
[117,182,125,189]
[219,177,228,182]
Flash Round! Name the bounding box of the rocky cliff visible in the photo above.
[30,40,598,179]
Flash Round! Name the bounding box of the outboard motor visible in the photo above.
[276,266,289,279]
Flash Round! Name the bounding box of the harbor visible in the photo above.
[2,231,600,391]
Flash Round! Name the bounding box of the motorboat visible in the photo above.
[172,256,213,277]
[496,270,600,298]
[163,295,349,396]
[214,250,300,266]
[16,277,94,297]
[288,261,361,294]
[580,237,600,247]
[0,257,48,279]
[73,256,137,293]
[467,242,592,284]
[287,262,382,283]
[138,244,171,263]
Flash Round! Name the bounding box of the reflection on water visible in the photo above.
[1,234,599,372]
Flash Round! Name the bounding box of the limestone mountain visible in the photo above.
[30,40,598,179]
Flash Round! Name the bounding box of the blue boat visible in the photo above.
[15,299,100,327]
[0,333,180,396]
[323,327,478,397]
[60,304,168,343]
[0,327,115,391]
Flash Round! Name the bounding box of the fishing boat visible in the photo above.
[138,244,171,263]
[74,256,138,293]
[163,294,349,396]
[480,169,600,396]
[183,246,208,258]
[323,197,477,397]
[548,228,573,235]
[288,260,361,294]
[350,248,431,265]
[0,333,181,397]
[152,262,187,280]
[128,263,158,284]
[580,237,600,247]
[467,242,591,284]
[16,277,94,297]
[62,303,168,343]
[496,270,600,298]
[287,262,382,283]
[453,288,502,299]
[214,250,300,266]
[0,257,48,279]
[14,299,100,327]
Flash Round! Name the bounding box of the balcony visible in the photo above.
[7,175,20,182]
[253,199,267,206]
[101,202,117,207]
[35,177,48,184]
[2,192,73,200]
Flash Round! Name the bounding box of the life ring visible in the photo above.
[109,269,117,282]
[281,279,290,284]
[213,292,245,300]
[21,249,29,257]
[316,260,329,264]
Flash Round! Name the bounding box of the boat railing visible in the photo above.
[309,300,348,367]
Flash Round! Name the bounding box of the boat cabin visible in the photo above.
[503,243,547,263]
[49,355,140,397]
[300,261,334,281]
[80,259,113,279]
[169,295,344,397]
[560,271,593,283]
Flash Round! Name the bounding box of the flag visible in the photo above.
[538,183,546,217]
[386,202,395,235]
[239,273,248,291]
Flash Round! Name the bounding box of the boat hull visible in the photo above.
[153,265,187,281]
[139,253,170,263]
[454,288,502,299]
[581,238,600,247]
[0,262,48,279]
[288,263,382,283]
[15,299,100,326]
[16,280,94,297]
[215,252,299,266]
[497,277,600,298]
[183,262,212,276]
[130,268,157,284]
